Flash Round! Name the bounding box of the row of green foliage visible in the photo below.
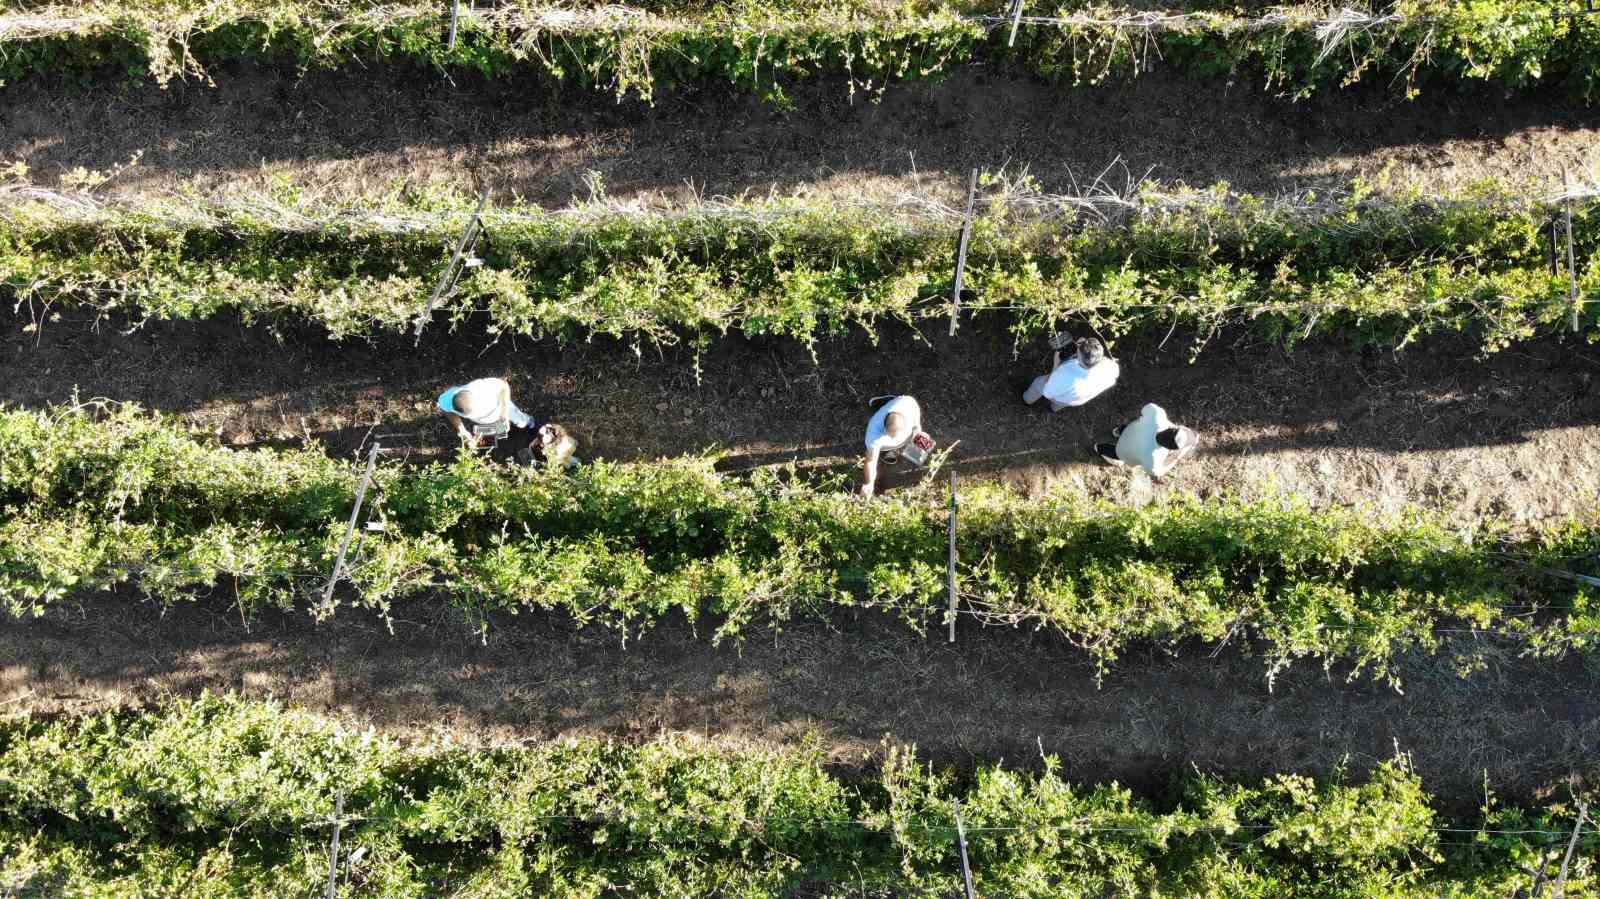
[3,177,1596,354]
[4,403,1596,686]
[4,0,1600,103]
[1,694,1593,897]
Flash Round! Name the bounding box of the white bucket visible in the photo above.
[899,431,935,467]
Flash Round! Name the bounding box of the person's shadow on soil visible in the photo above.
[715,442,856,472]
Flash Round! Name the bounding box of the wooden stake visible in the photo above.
[949,169,978,338]
[953,799,977,899]
[1563,168,1581,333]
[947,469,958,644]
[320,443,380,612]
[413,189,489,341]
[1555,801,1589,898]
[1007,0,1025,47]
[324,791,345,899]
[1566,200,1580,334]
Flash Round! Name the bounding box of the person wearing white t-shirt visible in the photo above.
[1094,403,1198,478]
[437,377,535,448]
[1023,334,1119,411]
[859,395,921,498]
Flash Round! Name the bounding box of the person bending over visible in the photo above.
[1023,333,1119,411]
[437,377,535,450]
[860,394,922,498]
[1094,403,1198,479]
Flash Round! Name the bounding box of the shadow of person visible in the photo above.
[715,441,857,472]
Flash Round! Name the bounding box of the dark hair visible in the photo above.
[1156,428,1181,451]
[1076,337,1106,368]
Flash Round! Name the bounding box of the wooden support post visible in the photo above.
[324,791,345,899]
[949,169,978,338]
[320,443,380,612]
[413,190,489,341]
[447,0,461,51]
[947,469,958,644]
[1563,168,1581,333]
[1555,801,1589,898]
[953,799,977,899]
[1007,0,1025,47]
[1565,200,1580,334]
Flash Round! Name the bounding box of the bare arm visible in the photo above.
[440,410,472,441]
[860,448,880,497]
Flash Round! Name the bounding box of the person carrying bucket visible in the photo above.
[859,394,935,498]
[437,377,535,451]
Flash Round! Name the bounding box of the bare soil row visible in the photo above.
[3,65,1598,207]
[6,310,1597,526]
[3,590,1595,812]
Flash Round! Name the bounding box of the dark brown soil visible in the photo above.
[5,310,1599,527]
[3,64,1598,206]
[3,591,1595,811]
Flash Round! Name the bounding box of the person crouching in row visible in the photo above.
[860,394,935,498]
[1095,403,1198,480]
[1023,332,1119,411]
[437,377,577,468]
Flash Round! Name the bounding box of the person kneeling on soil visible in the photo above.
[1094,403,1198,479]
[437,377,535,451]
[860,394,934,498]
[1023,332,1119,410]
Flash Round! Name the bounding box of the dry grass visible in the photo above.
[4,58,1598,214]
[6,159,1597,242]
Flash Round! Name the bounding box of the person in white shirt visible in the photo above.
[859,395,921,497]
[437,377,535,448]
[1023,333,1120,411]
[1094,403,1198,479]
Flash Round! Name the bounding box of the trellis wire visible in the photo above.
[277,804,1594,840]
